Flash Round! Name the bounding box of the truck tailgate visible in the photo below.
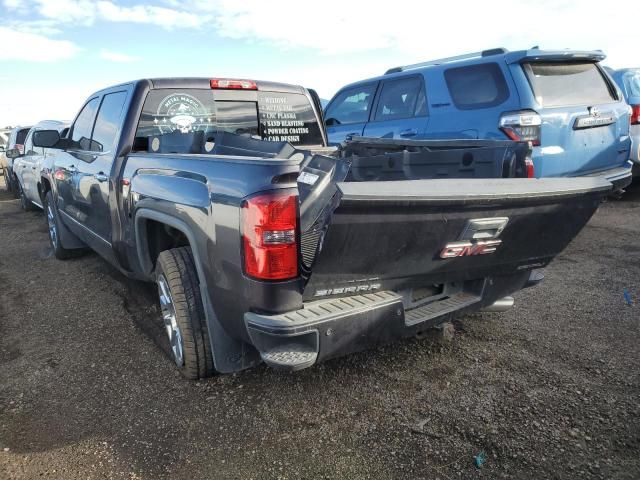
[302,177,610,300]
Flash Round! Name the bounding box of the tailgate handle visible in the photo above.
[459,217,509,240]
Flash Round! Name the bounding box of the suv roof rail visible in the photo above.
[384,47,508,74]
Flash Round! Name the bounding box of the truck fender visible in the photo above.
[134,209,260,374]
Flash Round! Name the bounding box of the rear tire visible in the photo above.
[155,247,214,379]
[44,191,76,260]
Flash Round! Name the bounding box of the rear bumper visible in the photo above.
[245,272,530,371]
[582,163,633,191]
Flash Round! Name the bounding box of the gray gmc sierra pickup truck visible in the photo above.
[31,77,611,379]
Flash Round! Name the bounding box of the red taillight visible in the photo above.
[242,191,298,281]
[499,111,542,146]
[631,105,640,125]
[54,169,65,181]
[210,78,257,90]
[525,157,535,178]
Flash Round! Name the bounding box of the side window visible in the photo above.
[91,91,128,153]
[325,83,377,125]
[71,98,100,150]
[374,76,425,121]
[444,62,509,110]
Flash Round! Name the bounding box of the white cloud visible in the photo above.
[0,27,80,62]
[96,1,206,29]
[99,49,140,63]
[4,0,210,29]
[181,0,637,63]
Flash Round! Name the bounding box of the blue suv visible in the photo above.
[325,48,633,189]
[606,67,640,174]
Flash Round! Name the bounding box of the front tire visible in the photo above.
[19,183,36,211]
[3,169,13,193]
[44,191,76,260]
[156,247,214,379]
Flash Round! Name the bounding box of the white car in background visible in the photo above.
[13,120,69,210]
[1,126,32,195]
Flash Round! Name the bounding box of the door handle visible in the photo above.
[31,166,36,170]
[94,172,108,182]
[400,129,418,137]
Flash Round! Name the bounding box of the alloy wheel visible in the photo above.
[157,274,184,366]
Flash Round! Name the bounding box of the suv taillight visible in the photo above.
[631,105,640,125]
[499,111,542,146]
[242,191,298,280]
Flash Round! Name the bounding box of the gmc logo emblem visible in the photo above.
[439,239,502,259]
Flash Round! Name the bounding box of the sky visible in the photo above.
[0,0,637,127]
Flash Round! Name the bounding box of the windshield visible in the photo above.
[134,88,323,154]
[15,128,30,146]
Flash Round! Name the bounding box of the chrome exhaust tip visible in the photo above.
[482,296,514,313]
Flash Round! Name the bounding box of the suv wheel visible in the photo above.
[155,247,214,379]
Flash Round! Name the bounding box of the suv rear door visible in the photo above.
[518,59,630,176]
[362,75,429,139]
[324,82,378,145]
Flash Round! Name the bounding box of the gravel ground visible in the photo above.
[1,174,639,479]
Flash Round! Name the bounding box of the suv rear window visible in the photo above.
[135,88,323,153]
[444,62,509,110]
[524,62,616,107]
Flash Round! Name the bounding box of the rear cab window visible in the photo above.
[523,62,616,107]
[444,62,509,110]
[134,88,323,153]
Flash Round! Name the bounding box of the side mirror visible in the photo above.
[32,129,61,148]
[325,117,340,127]
[5,148,21,159]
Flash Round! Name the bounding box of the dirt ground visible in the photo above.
[1,173,639,479]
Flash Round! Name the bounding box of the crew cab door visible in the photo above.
[72,91,128,243]
[324,82,378,145]
[362,75,429,139]
[54,91,128,250]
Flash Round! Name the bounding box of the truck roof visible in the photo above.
[90,77,308,97]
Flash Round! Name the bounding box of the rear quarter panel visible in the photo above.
[122,153,304,342]
[423,61,522,141]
